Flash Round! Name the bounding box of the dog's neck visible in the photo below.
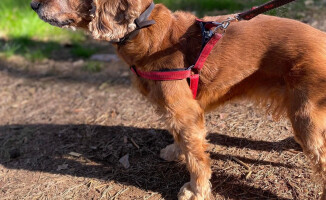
[114,2,156,45]
[113,4,202,71]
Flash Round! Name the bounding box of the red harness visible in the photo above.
[130,0,297,99]
[131,19,223,99]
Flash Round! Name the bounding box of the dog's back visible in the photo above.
[199,15,326,112]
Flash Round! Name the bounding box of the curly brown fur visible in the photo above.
[31,0,326,199]
[89,0,148,41]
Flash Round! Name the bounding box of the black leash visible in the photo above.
[237,0,297,21]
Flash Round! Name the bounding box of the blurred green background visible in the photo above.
[0,0,312,63]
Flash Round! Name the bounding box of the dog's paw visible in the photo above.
[160,144,185,162]
[178,182,212,200]
[178,183,195,200]
[178,182,208,200]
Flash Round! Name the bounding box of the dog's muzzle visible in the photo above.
[31,1,41,12]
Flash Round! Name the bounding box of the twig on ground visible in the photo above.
[232,157,251,170]
[232,157,253,180]
[95,183,110,190]
[287,149,301,154]
[135,180,142,187]
[110,187,129,200]
[245,170,253,180]
[61,184,84,198]
[212,175,230,191]
[130,137,140,149]
[100,185,113,199]
[144,192,158,200]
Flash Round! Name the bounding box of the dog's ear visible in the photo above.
[89,0,143,41]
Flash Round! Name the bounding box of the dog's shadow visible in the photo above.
[0,124,296,200]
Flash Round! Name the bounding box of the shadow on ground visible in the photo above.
[208,133,301,152]
[0,124,298,199]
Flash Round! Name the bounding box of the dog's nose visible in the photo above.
[30,1,41,11]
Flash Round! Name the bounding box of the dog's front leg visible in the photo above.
[155,81,212,200]
[166,100,211,200]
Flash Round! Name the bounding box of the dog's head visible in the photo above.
[31,0,152,41]
[30,0,93,29]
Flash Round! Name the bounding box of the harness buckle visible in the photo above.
[187,65,200,76]
[187,65,195,70]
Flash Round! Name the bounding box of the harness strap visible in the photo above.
[131,20,222,99]
[193,33,222,72]
[131,66,192,81]
[189,32,222,98]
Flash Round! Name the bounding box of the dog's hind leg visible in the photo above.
[287,90,326,199]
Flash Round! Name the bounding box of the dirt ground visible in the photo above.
[1,7,326,200]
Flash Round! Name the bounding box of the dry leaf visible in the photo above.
[57,164,69,171]
[119,154,130,169]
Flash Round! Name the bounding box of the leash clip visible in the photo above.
[212,16,238,34]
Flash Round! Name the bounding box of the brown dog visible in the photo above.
[31,0,326,199]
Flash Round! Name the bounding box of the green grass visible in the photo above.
[0,0,90,61]
[155,0,303,17]
[0,37,61,61]
[0,0,84,42]
[1,37,60,60]
[156,0,244,12]
[155,0,269,14]
[71,45,97,59]
[82,61,103,73]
